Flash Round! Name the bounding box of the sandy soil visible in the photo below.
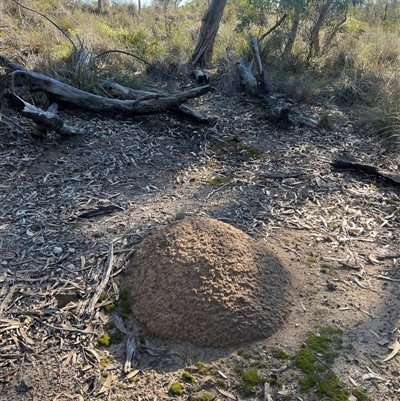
[0,81,399,401]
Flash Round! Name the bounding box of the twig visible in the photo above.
[47,325,97,335]
[206,182,230,200]
[84,243,115,317]
[283,245,301,257]
[259,14,288,43]
[93,50,176,80]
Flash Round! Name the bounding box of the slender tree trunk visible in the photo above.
[97,0,102,14]
[323,12,347,52]
[191,0,227,67]
[308,0,334,60]
[283,11,300,58]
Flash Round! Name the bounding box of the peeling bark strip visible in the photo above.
[0,55,211,115]
[2,92,85,136]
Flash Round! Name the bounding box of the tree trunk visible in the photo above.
[283,11,300,58]
[323,12,347,52]
[191,0,227,67]
[97,0,102,13]
[308,0,334,60]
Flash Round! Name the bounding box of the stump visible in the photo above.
[125,217,292,347]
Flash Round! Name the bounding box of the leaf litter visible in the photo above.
[0,87,399,400]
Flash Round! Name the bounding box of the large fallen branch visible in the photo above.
[100,79,210,123]
[2,92,85,136]
[0,55,211,115]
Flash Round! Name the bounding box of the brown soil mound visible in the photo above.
[125,217,291,347]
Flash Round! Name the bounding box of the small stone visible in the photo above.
[53,246,63,255]
[361,336,369,343]
[17,378,32,393]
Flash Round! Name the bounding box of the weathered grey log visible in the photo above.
[226,47,257,94]
[100,79,169,100]
[0,55,211,115]
[100,79,209,122]
[249,34,268,94]
[235,60,257,94]
[1,92,85,136]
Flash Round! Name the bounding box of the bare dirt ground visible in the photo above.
[0,82,400,401]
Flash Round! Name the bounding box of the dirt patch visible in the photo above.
[0,85,399,400]
[125,216,291,347]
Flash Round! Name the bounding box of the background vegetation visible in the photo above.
[1,0,400,145]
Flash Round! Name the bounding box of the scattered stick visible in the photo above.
[205,182,230,200]
[84,243,115,317]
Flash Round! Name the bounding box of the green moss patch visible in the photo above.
[98,333,111,347]
[237,348,252,359]
[199,393,213,401]
[182,371,196,382]
[241,369,261,394]
[195,362,217,376]
[316,372,349,401]
[294,326,370,400]
[273,349,290,360]
[211,140,263,160]
[169,382,184,396]
[97,330,124,347]
[100,288,132,317]
[100,355,114,367]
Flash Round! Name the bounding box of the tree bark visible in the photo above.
[308,0,334,60]
[191,0,227,67]
[283,11,300,58]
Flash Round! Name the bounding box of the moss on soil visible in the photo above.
[241,368,261,394]
[273,348,290,360]
[182,371,196,382]
[210,140,263,160]
[169,382,184,396]
[294,326,370,400]
[199,393,213,401]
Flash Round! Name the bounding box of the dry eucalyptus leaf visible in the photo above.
[382,341,400,362]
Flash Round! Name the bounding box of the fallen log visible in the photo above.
[0,55,211,115]
[100,79,210,123]
[332,160,400,185]
[2,92,85,136]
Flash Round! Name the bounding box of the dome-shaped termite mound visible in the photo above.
[125,217,291,347]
